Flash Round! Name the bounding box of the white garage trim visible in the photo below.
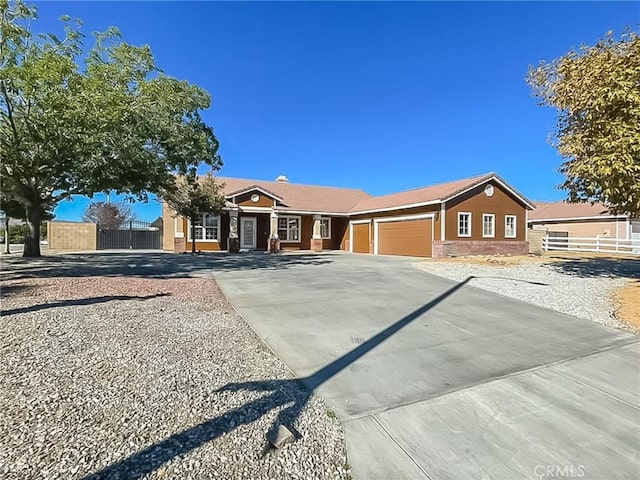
[373,213,435,255]
[440,202,446,241]
[349,219,371,253]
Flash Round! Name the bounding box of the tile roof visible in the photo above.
[349,172,529,213]
[529,201,621,221]
[210,172,534,215]
[215,177,372,214]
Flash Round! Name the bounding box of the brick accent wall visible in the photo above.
[174,237,185,253]
[432,240,529,258]
[310,238,323,252]
[48,221,97,251]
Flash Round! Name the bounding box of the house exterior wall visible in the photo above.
[345,204,442,254]
[529,219,628,239]
[181,212,230,252]
[346,199,527,258]
[161,177,532,257]
[445,183,527,241]
[436,183,528,257]
[278,215,313,250]
[349,204,442,241]
[326,217,348,250]
[48,221,97,251]
[162,202,177,251]
[168,211,348,253]
[341,220,350,251]
[235,191,276,208]
[433,240,528,257]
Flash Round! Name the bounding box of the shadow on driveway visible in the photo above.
[1,251,336,281]
[82,277,472,479]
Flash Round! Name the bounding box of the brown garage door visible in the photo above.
[352,222,370,253]
[378,218,432,257]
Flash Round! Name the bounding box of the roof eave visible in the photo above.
[224,185,285,202]
[528,214,628,222]
[350,199,442,215]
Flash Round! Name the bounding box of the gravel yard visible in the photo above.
[414,255,640,333]
[0,258,349,479]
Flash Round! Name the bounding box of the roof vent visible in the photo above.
[275,175,288,183]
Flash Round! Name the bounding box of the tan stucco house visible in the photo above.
[163,172,535,258]
[528,201,639,242]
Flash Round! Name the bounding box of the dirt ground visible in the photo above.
[429,252,640,330]
[614,282,640,330]
[429,251,640,266]
[0,271,348,479]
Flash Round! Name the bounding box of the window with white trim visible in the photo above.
[482,214,495,238]
[458,212,471,237]
[278,216,300,242]
[505,215,517,238]
[320,218,331,239]
[190,213,220,241]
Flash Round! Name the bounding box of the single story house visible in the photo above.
[528,201,639,241]
[163,172,535,258]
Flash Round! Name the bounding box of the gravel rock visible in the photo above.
[413,259,637,332]
[0,274,349,479]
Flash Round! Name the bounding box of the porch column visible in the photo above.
[311,214,323,252]
[228,209,239,253]
[173,216,186,253]
[269,211,280,252]
[270,211,279,238]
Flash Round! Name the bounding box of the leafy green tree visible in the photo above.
[527,30,640,216]
[0,0,222,257]
[160,172,226,255]
[82,201,133,229]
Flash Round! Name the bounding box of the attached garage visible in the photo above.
[351,221,371,253]
[375,216,433,258]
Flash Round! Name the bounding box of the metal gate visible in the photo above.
[97,220,162,250]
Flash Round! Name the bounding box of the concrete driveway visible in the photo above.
[215,252,639,480]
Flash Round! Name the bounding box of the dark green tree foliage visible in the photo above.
[0,0,222,257]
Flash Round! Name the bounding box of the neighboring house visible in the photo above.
[163,172,535,258]
[528,201,639,241]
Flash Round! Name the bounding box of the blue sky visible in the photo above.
[37,1,637,222]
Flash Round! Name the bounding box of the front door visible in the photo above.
[241,217,257,249]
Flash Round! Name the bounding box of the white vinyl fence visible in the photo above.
[543,235,640,255]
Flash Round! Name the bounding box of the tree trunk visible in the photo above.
[190,215,196,255]
[23,205,41,257]
[3,216,9,254]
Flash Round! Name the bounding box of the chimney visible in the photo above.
[275,175,288,183]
